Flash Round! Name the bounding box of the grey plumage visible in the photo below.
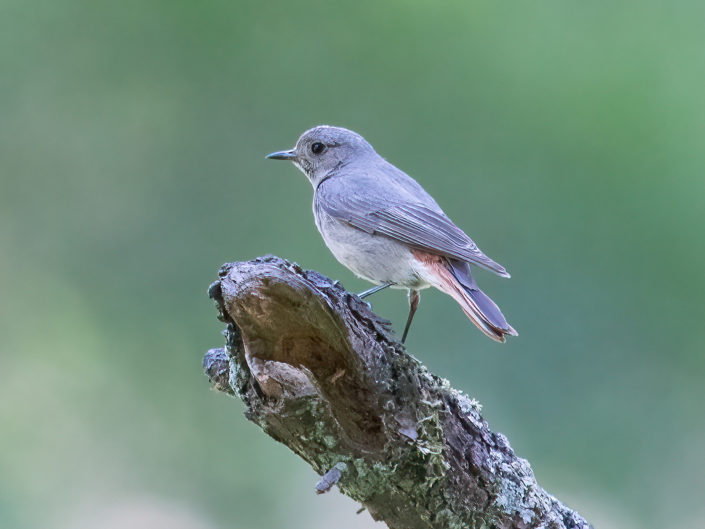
[266,125,517,343]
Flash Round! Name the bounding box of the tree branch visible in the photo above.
[204,255,591,529]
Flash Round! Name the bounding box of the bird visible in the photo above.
[266,125,517,343]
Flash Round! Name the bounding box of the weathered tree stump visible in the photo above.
[204,256,591,529]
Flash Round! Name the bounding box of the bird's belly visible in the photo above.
[317,217,429,289]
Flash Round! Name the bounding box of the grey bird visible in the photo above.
[266,125,517,343]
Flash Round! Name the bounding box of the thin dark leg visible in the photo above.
[358,282,393,299]
[401,289,420,343]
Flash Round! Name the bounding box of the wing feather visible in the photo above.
[318,181,510,278]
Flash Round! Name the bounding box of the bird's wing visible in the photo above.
[317,178,510,278]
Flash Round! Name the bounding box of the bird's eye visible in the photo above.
[311,142,326,155]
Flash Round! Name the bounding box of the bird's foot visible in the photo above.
[357,282,393,299]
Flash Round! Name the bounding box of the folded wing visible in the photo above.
[318,182,510,278]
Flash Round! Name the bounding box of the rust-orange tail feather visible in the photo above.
[415,252,517,343]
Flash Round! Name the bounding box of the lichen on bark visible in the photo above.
[204,255,591,529]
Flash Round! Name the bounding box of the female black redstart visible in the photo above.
[267,125,517,343]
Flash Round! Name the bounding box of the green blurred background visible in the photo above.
[1,1,704,528]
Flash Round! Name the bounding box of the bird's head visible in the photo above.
[266,125,375,185]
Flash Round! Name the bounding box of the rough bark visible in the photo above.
[204,255,591,529]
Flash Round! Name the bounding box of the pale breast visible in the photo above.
[313,207,429,289]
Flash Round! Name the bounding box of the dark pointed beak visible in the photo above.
[265,149,297,161]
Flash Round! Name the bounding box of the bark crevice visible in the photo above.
[204,255,591,529]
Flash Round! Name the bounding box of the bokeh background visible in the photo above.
[2,1,704,528]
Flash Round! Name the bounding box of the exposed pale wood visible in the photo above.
[204,256,591,529]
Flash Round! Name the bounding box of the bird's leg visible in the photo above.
[358,282,393,299]
[401,290,420,343]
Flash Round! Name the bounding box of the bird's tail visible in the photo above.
[415,252,517,343]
